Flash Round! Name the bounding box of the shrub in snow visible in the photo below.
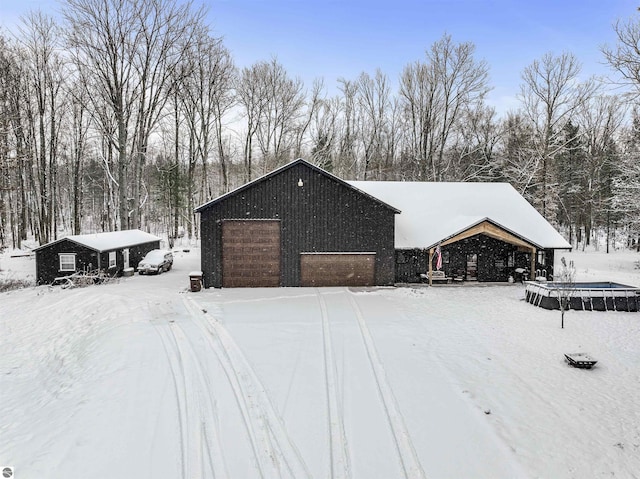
[0,277,35,293]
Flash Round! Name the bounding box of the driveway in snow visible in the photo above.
[2,247,640,478]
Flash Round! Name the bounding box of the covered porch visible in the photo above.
[396,220,554,286]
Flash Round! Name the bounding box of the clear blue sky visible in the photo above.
[1,0,638,113]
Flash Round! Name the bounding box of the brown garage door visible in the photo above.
[222,220,281,287]
[300,253,375,287]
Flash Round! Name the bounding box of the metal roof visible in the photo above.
[349,181,572,250]
[35,230,161,253]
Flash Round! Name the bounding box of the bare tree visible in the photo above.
[336,78,359,177]
[555,257,576,329]
[237,58,307,176]
[0,35,26,248]
[449,103,501,181]
[236,62,268,182]
[309,96,341,172]
[382,96,403,179]
[128,0,205,229]
[293,78,324,161]
[602,16,640,98]
[65,79,92,234]
[518,52,598,220]
[65,0,137,231]
[355,69,392,179]
[601,16,640,249]
[576,95,626,250]
[209,43,236,194]
[18,11,67,244]
[400,34,490,181]
[175,30,235,235]
[0,34,14,247]
[399,60,438,179]
[1,8,633,249]
[255,58,306,172]
[64,0,205,230]
[500,112,538,199]
[430,34,490,181]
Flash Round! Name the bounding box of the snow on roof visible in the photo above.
[37,230,161,252]
[348,181,572,250]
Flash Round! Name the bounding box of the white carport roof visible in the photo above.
[348,181,572,250]
[35,229,161,252]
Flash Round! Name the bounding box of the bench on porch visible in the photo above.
[419,270,452,284]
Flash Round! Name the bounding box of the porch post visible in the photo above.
[428,248,434,286]
[530,248,536,280]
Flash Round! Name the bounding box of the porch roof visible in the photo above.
[348,181,572,250]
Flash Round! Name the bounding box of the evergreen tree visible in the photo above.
[556,121,585,246]
[614,109,640,250]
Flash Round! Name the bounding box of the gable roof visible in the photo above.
[195,158,401,214]
[35,229,161,252]
[348,181,572,250]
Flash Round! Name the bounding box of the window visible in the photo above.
[59,254,76,272]
[108,251,117,268]
[442,250,450,264]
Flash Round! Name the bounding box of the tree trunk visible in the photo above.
[117,116,128,231]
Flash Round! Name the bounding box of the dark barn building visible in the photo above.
[197,159,571,288]
[35,230,161,284]
[195,159,399,288]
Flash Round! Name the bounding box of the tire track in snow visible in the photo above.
[168,321,227,478]
[345,291,427,479]
[181,300,271,479]
[316,289,352,479]
[152,310,226,479]
[183,296,312,479]
[151,321,188,477]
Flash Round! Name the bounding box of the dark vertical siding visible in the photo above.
[448,236,521,282]
[538,248,555,279]
[129,241,161,268]
[36,240,100,284]
[395,235,541,283]
[200,213,218,288]
[35,239,160,284]
[199,162,397,288]
[102,241,160,274]
[395,249,429,283]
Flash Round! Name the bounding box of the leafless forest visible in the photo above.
[1,0,639,250]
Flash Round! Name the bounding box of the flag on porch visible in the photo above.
[435,245,442,270]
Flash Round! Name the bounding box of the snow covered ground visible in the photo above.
[1,247,639,478]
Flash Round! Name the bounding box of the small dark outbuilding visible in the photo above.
[195,159,400,288]
[34,229,161,284]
